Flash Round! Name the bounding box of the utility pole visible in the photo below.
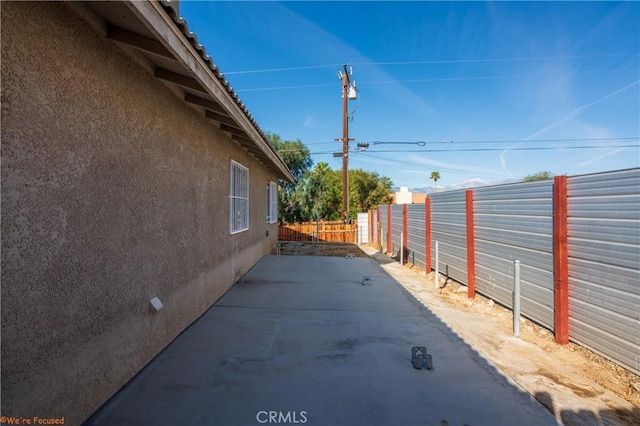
[338,64,356,223]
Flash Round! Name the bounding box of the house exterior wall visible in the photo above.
[411,193,427,204]
[1,2,279,424]
[393,189,412,204]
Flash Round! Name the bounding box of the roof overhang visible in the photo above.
[65,0,295,183]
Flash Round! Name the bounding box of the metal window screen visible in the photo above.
[230,161,249,233]
[266,181,277,223]
[269,181,277,223]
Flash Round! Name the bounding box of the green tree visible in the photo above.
[299,163,342,222]
[299,166,394,222]
[349,169,393,218]
[267,133,313,184]
[430,171,441,192]
[267,133,393,223]
[523,171,553,182]
[267,133,313,222]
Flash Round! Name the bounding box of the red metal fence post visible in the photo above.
[553,175,569,344]
[466,190,476,298]
[387,204,392,254]
[402,204,408,264]
[376,207,381,250]
[425,198,431,272]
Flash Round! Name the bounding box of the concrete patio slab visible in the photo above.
[86,255,558,425]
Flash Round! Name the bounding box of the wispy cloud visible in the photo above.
[303,115,317,128]
[406,154,505,176]
[352,153,508,184]
[228,2,437,120]
[354,153,510,180]
[500,79,640,174]
[403,169,436,175]
[577,147,625,168]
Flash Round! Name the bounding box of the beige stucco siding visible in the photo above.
[1,2,279,424]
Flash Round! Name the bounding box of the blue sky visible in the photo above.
[180,1,639,190]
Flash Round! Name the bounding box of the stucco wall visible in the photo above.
[1,2,279,424]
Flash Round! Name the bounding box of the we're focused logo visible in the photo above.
[256,411,307,424]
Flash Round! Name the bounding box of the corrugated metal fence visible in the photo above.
[368,168,639,374]
[566,169,640,375]
[474,181,554,329]
[431,190,468,285]
[370,210,378,248]
[379,206,388,252]
[391,204,403,258]
[407,204,427,271]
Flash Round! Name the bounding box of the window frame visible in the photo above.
[266,181,278,224]
[229,160,249,234]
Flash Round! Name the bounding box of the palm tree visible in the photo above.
[430,171,441,193]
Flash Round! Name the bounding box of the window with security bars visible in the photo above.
[266,181,277,223]
[230,161,249,233]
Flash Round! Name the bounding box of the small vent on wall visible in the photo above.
[150,297,164,313]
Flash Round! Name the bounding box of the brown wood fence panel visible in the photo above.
[278,221,357,243]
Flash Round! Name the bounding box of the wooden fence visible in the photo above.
[278,221,357,243]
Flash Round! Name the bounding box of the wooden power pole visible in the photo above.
[338,64,356,223]
[341,65,349,223]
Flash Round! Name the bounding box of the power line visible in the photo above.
[271,144,638,177]
[370,137,638,145]
[236,69,630,92]
[225,64,341,75]
[357,70,629,86]
[358,153,514,178]
[239,83,335,92]
[271,137,639,153]
[388,144,638,153]
[224,53,638,75]
[313,144,638,154]
[373,141,427,146]
[353,53,639,67]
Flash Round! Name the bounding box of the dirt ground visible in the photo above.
[276,241,640,425]
[430,276,640,408]
[276,241,370,258]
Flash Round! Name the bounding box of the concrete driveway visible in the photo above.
[86,255,557,426]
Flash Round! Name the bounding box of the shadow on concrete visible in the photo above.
[85,255,558,426]
[535,391,640,426]
[369,250,640,426]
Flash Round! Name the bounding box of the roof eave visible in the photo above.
[70,0,294,183]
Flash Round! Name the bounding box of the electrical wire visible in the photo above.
[355,69,630,86]
[372,141,427,146]
[310,144,638,154]
[399,144,636,153]
[357,153,514,178]
[370,137,638,145]
[271,137,639,153]
[225,64,341,75]
[223,53,638,75]
[271,143,638,177]
[235,69,629,92]
[353,53,640,67]
[239,83,335,92]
